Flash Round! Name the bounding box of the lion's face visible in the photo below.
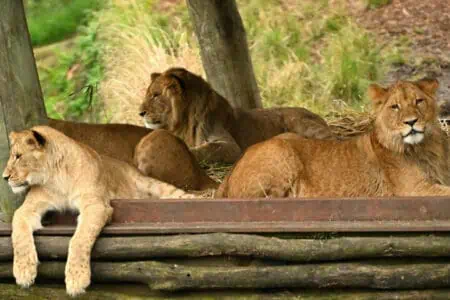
[2,130,48,194]
[139,71,185,130]
[368,78,439,151]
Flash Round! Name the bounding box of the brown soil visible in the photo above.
[349,0,450,118]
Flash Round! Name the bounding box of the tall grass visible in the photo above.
[98,0,201,125]
[97,0,389,123]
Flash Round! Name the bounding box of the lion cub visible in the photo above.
[2,126,194,296]
[217,78,450,198]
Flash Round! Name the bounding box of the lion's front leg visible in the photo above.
[65,201,113,296]
[12,190,52,288]
[408,182,450,196]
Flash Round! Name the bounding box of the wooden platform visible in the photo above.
[2,196,450,295]
[1,196,450,235]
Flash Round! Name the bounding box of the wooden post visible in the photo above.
[0,0,48,221]
[186,0,262,109]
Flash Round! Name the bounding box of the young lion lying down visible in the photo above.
[2,126,194,296]
[217,78,450,198]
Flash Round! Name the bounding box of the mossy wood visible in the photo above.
[2,233,450,262]
[0,0,48,220]
[1,259,450,291]
[186,0,262,109]
[1,284,450,300]
[2,284,450,300]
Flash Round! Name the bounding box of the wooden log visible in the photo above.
[0,0,48,220]
[1,259,450,291]
[1,284,450,300]
[2,233,450,262]
[186,0,262,109]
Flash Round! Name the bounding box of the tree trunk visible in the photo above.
[186,0,262,109]
[0,0,48,221]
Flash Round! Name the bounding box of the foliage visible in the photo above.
[25,0,101,46]
[32,0,397,123]
[37,17,105,122]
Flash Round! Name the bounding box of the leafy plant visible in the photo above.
[25,0,102,46]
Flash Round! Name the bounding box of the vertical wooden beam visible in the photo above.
[0,0,48,221]
[187,0,262,109]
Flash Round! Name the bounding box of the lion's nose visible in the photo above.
[2,175,10,181]
[404,118,418,127]
[139,111,147,117]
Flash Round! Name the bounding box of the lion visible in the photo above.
[48,118,217,190]
[216,78,450,198]
[134,129,217,190]
[2,126,194,296]
[139,67,335,164]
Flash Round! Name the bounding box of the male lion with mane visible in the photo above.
[216,78,450,198]
[2,126,194,296]
[139,67,335,164]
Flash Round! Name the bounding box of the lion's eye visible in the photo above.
[390,104,400,111]
[416,98,424,105]
[15,154,21,160]
[152,93,160,98]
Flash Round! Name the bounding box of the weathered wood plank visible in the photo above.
[3,233,450,262]
[0,0,48,220]
[4,220,450,236]
[186,0,262,109]
[1,260,450,291]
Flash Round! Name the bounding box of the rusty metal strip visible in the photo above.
[1,197,450,236]
[109,197,450,223]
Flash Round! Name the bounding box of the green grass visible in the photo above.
[34,0,396,122]
[37,18,105,122]
[25,0,101,46]
[365,0,391,9]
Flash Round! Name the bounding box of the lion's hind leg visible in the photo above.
[217,138,304,198]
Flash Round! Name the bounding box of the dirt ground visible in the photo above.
[349,0,450,118]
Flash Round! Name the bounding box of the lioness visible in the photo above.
[139,67,335,164]
[48,118,217,190]
[216,78,450,198]
[2,126,194,296]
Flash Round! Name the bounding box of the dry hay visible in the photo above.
[327,111,450,139]
[326,110,374,139]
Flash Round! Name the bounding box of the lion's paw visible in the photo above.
[180,193,196,199]
[65,262,91,297]
[13,250,39,288]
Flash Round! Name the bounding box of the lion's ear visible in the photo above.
[31,130,46,147]
[368,83,388,107]
[415,78,439,96]
[150,72,161,82]
[8,131,18,141]
[169,74,185,91]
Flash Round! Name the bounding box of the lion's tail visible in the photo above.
[136,174,195,199]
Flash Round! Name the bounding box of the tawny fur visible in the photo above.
[134,129,218,190]
[48,118,216,190]
[2,126,194,296]
[139,67,335,164]
[216,78,450,198]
